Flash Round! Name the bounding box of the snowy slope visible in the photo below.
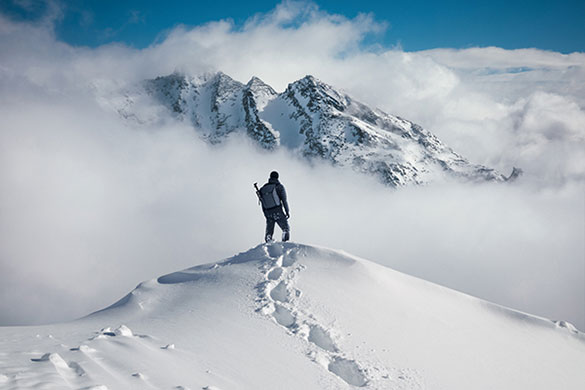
[112,72,517,187]
[2,243,583,390]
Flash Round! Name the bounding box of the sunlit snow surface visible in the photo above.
[1,243,583,389]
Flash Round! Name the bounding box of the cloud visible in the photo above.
[0,1,583,330]
[3,2,583,182]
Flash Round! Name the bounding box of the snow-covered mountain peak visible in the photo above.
[1,242,583,390]
[194,70,238,85]
[207,71,243,92]
[114,72,519,186]
[246,75,272,90]
[245,75,278,111]
[286,74,349,112]
[292,74,322,89]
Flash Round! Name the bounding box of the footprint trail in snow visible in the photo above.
[257,242,372,387]
[2,242,582,389]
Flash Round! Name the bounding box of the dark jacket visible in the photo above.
[261,178,289,214]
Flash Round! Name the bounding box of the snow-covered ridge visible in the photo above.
[113,72,520,187]
[1,243,583,390]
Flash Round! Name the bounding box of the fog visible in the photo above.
[0,2,583,330]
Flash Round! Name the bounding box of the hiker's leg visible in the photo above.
[275,210,290,241]
[265,216,276,242]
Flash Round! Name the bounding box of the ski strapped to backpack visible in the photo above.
[254,182,264,207]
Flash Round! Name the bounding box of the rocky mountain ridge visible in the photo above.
[116,72,518,186]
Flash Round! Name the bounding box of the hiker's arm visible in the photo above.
[278,185,289,215]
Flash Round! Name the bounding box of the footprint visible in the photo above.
[31,352,52,362]
[269,281,289,303]
[266,243,284,258]
[114,325,133,337]
[272,304,295,327]
[282,250,297,267]
[31,353,83,374]
[90,325,135,341]
[554,320,579,334]
[67,361,86,376]
[90,327,115,339]
[267,267,283,280]
[328,357,368,387]
[308,325,338,353]
[31,352,87,384]
[51,354,85,377]
[70,345,96,353]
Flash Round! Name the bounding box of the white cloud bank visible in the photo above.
[0,1,583,330]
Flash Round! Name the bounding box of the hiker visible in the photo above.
[256,171,290,242]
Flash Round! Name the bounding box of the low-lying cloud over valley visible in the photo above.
[0,1,583,330]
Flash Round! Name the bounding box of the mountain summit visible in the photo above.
[115,72,517,186]
[1,243,583,389]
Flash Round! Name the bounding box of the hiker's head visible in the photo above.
[270,171,279,180]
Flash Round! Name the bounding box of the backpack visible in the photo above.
[260,184,281,209]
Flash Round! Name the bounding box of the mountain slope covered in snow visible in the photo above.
[1,243,583,390]
[112,72,518,187]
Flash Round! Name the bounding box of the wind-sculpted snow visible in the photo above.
[0,243,583,389]
[113,72,518,187]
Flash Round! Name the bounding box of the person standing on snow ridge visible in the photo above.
[258,171,290,242]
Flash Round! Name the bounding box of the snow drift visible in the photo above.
[1,243,583,389]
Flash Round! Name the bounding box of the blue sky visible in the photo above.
[1,0,584,53]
